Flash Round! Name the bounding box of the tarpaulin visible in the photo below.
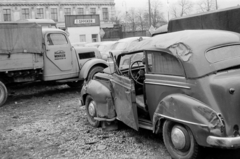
[0,22,42,54]
[168,6,240,33]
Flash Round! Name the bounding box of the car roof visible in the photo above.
[127,30,240,78]
[117,37,149,42]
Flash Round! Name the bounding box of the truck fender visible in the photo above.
[79,59,108,80]
[152,94,225,145]
[83,79,115,119]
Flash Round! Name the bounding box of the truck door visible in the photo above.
[44,33,74,80]
[111,74,139,130]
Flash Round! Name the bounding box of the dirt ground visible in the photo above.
[0,83,240,159]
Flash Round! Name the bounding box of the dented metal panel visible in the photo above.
[153,94,225,136]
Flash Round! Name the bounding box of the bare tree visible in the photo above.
[126,8,137,31]
[197,0,217,12]
[171,0,194,18]
[110,10,122,25]
[143,0,166,28]
[151,0,165,27]
[136,9,148,31]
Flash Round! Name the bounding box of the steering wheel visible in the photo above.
[129,60,145,85]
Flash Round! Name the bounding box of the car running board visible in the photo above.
[138,118,153,131]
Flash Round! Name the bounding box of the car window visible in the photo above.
[206,44,240,63]
[47,33,68,45]
[119,52,144,70]
[147,51,184,76]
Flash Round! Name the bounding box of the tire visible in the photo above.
[85,95,100,127]
[0,81,8,107]
[163,120,201,159]
[67,80,84,89]
[87,66,104,82]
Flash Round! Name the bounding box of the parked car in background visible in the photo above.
[97,41,116,60]
[110,37,149,57]
[81,30,240,159]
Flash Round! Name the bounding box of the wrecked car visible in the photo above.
[80,30,240,159]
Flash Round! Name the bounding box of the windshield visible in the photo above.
[119,52,144,70]
[206,45,240,63]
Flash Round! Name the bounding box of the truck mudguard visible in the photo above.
[79,59,108,79]
[153,94,225,146]
[84,79,115,119]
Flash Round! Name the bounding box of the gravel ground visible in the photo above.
[0,83,239,159]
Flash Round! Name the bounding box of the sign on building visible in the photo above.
[65,15,100,27]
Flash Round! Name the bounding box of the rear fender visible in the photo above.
[153,94,225,146]
[84,79,115,119]
[79,59,107,79]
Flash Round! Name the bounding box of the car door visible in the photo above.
[144,51,190,120]
[110,73,139,130]
[44,32,74,80]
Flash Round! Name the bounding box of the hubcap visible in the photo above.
[88,101,96,117]
[171,126,186,150]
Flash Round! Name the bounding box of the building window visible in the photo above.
[80,35,86,42]
[90,8,96,14]
[77,8,84,15]
[3,9,11,21]
[64,8,71,15]
[22,8,30,19]
[102,8,109,21]
[92,34,98,42]
[36,8,44,19]
[51,8,58,22]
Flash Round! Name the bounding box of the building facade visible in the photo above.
[0,0,115,28]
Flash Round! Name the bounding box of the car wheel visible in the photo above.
[0,81,8,107]
[163,120,201,159]
[87,66,104,82]
[85,95,100,127]
[67,80,83,89]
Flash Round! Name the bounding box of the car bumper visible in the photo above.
[207,136,240,148]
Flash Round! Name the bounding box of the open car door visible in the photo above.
[110,74,139,130]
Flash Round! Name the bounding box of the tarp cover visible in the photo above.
[168,6,240,33]
[0,22,42,54]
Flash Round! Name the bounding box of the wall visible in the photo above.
[67,27,100,43]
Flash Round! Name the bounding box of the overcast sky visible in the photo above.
[115,0,240,19]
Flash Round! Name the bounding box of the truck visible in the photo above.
[0,22,108,107]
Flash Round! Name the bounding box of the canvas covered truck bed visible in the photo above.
[168,6,240,33]
[0,22,43,72]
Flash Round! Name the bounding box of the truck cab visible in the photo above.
[0,22,107,107]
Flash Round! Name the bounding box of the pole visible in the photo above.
[148,0,151,27]
[216,0,218,10]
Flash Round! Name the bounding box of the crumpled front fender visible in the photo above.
[153,94,225,146]
[82,79,115,119]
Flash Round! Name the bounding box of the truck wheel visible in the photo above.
[67,80,83,89]
[0,81,8,107]
[85,95,100,127]
[163,120,201,159]
[87,66,104,82]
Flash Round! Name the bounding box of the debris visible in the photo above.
[97,144,107,150]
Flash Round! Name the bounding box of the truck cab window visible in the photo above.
[47,34,68,45]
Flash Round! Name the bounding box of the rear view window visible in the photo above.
[206,45,240,63]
